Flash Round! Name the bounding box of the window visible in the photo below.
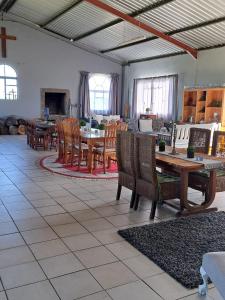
[89,74,111,115]
[135,75,177,120]
[0,64,17,100]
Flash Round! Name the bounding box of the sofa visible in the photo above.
[93,114,121,124]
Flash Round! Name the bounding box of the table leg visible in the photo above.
[179,171,188,212]
[204,170,216,205]
[178,169,217,216]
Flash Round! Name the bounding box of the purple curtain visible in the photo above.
[79,71,90,118]
[132,79,138,118]
[109,73,120,115]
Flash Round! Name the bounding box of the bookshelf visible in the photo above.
[182,87,225,126]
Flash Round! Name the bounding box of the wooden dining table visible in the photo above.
[156,148,225,216]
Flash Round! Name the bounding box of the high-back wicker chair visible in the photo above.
[116,131,136,207]
[134,133,180,219]
[189,131,225,195]
[188,128,211,154]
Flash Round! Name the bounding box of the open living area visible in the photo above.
[1,0,225,299]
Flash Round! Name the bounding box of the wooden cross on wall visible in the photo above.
[0,27,16,58]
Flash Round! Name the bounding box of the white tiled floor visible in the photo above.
[0,135,224,300]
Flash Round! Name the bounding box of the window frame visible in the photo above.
[89,73,111,115]
[135,74,178,120]
[0,64,18,101]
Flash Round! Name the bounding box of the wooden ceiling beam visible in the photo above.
[84,0,198,59]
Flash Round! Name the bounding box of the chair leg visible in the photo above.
[103,154,106,174]
[198,266,209,296]
[134,194,140,211]
[130,191,136,208]
[116,184,122,201]
[150,200,157,220]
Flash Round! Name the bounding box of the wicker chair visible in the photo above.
[116,131,136,207]
[189,131,225,195]
[188,127,211,154]
[133,133,180,219]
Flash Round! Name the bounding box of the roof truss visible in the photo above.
[101,16,225,54]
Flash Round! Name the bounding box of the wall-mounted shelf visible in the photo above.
[182,88,225,126]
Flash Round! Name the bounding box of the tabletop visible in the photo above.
[156,148,225,171]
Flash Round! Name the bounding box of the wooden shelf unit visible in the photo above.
[182,88,225,126]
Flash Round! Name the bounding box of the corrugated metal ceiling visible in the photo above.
[78,22,154,51]
[174,21,225,49]
[46,1,116,38]
[6,0,225,63]
[140,0,225,32]
[10,0,77,25]
[106,38,181,62]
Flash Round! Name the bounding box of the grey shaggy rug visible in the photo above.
[118,211,225,289]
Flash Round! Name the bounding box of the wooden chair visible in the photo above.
[26,120,32,146]
[93,124,117,173]
[62,119,75,164]
[64,117,79,125]
[116,121,128,131]
[188,127,211,154]
[61,119,88,167]
[71,123,88,169]
[48,125,57,151]
[116,131,136,207]
[30,120,49,150]
[56,120,64,162]
[189,131,225,195]
[133,133,180,219]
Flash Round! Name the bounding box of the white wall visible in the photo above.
[0,21,122,118]
[123,46,225,119]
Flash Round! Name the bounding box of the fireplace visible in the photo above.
[41,88,70,119]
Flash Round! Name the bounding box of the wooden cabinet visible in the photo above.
[182,87,225,126]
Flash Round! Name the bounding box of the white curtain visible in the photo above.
[133,75,178,120]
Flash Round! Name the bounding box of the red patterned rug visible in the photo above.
[40,154,118,179]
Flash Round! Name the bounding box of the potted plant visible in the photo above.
[187,146,195,158]
[80,120,86,130]
[159,139,166,152]
[98,123,105,136]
